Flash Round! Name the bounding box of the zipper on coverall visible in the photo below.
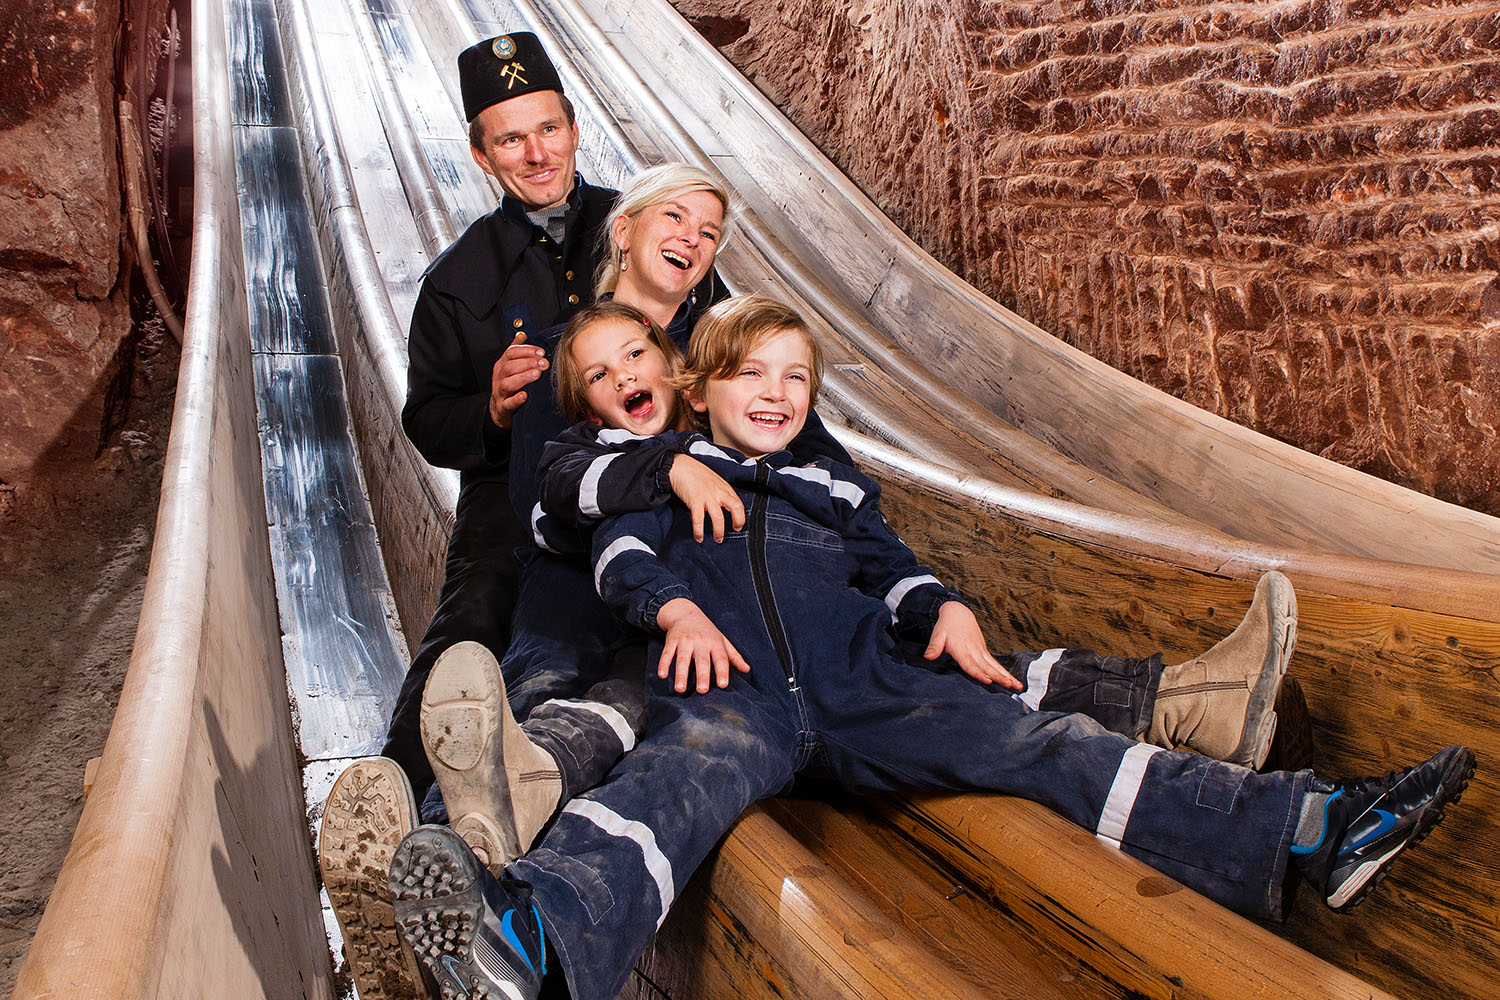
[747,462,799,693]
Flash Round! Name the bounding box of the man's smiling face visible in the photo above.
[468,89,579,209]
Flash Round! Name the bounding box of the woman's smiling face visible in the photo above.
[612,188,724,304]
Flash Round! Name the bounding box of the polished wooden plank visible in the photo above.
[876,792,1397,1000]
[635,805,1023,999]
[764,794,1120,1000]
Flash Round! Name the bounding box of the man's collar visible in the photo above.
[499,172,587,223]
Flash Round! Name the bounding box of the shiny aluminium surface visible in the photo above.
[231,0,408,763]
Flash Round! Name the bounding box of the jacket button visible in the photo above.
[513,318,524,329]
[568,294,580,305]
[565,270,575,280]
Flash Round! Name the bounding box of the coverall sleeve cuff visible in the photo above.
[644,584,695,631]
[481,414,512,467]
[897,584,968,636]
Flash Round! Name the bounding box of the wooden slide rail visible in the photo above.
[13,0,1497,998]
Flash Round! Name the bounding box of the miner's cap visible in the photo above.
[458,32,564,123]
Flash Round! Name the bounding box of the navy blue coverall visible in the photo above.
[506,434,1308,1000]
[448,298,849,811]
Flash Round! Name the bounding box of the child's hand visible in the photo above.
[925,602,1022,690]
[655,597,752,693]
[669,455,746,542]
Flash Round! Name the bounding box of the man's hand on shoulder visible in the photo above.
[489,333,549,429]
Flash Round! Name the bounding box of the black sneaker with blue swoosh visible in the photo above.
[390,825,547,1000]
[1293,745,1476,911]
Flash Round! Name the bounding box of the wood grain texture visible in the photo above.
[861,449,1499,1000]
[763,795,1117,999]
[632,804,1054,999]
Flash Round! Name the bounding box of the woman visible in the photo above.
[504,162,743,523]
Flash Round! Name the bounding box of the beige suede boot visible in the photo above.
[1148,571,1298,768]
[420,641,563,875]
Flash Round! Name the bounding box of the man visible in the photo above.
[318,35,620,1000]
[382,33,617,799]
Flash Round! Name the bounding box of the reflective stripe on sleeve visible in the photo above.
[579,452,621,518]
[779,465,866,507]
[884,574,942,622]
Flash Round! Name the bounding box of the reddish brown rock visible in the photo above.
[0,2,182,991]
[674,0,1500,514]
[0,0,130,491]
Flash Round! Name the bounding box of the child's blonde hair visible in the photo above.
[674,296,823,430]
[554,300,687,426]
[595,163,736,297]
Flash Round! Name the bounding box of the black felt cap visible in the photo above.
[458,32,565,122]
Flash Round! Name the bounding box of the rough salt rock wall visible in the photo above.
[673,0,1500,515]
[0,0,131,499]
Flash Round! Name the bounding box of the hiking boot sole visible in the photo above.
[391,826,534,1000]
[1237,571,1297,769]
[421,641,561,874]
[319,757,424,1000]
[1328,746,1475,911]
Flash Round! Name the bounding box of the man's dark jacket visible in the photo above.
[401,175,616,489]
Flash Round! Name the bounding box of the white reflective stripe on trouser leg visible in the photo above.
[548,698,637,751]
[1015,648,1064,711]
[594,536,653,592]
[1095,743,1163,849]
[563,799,676,929]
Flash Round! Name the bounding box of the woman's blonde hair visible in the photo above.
[554,300,687,426]
[595,163,736,297]
[673,296,823,430]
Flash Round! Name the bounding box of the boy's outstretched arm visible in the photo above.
[925,601,1022,690]
[538,426,743,541]
[838,475,1019,690]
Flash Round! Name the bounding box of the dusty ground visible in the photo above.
[0,312,179,995]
